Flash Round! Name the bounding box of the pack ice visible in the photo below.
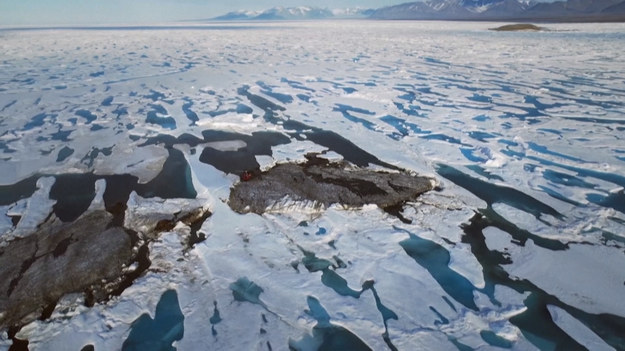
[1,21,625,350]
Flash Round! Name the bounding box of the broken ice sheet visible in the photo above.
[1,20,625,351]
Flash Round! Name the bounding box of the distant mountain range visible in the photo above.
[212,6,374,21]
[371,0,625,21]
[212,0,625,22]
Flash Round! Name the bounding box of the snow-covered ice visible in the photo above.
[1,20,625,350]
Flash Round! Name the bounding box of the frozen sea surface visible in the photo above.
[1,21,625,350]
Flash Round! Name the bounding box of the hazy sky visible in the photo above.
[0,0,408,25]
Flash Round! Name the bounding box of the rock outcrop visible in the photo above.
[489,23,544,31]
[229,154,435,216]
[0,203,210,330]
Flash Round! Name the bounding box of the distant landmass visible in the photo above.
[371,0,625,21]
[212,1,625,22]
[212,6,374,21]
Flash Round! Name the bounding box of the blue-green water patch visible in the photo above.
[0,175,39,206]
[236,103,253,114]
[144,89,167,102]
[543,169,595,188]
[297,94,311,102]
[49,173,98,222]
[562,116,625,125]
[587,190,625,214]
[122,289,184,351]
[537,185,583,207]
[480,330,512,348]
[146,110,176,130]
[525,154,625,188]
[181,99,198,124]
[379,115,429,137]
[239,85,399,170]
[429,306,449,326]
[472,114,490,122]
[75,110,97,124]
[301,250,334,272]
[281,77,315,92]
[81,146,113,168]
[289,296,372,351]
[230,277,266,308]
[468,94,492,103]
[461,212,625,350]
[136,147,197,199]
[460,148,489,163]
[199,130,290,175]
[467,131,497,142]
[23,113,52,130]
[257,81,294,104]
[466,165,504,181]
[537,128,563,136]
[422,134,467,146]
[398,228,479,311]
[56,146,74,162]
[209,301,222,336]
[50,128,72,141]
[238,85,285,113]
[361,280,399,350]
[527,142,587,163]
[437,164,563,220]
[101,96,113,106]
[321,270,362,298]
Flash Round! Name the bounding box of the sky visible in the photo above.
[0,0,407,26]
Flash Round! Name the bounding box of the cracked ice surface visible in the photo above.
[1,21,625,350]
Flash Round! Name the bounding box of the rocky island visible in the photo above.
[229,154,436,219]
[489,23,544,31]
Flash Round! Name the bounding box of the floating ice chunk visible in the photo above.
[124,192,208,236]
[491,203,566,240]
[93,144,168,184]
[87,179,106,211]
[0,159,47,186]
[271,140,328,163]
[484,151,507,168]
[506,240,625,316]
[255,155,276,171]
[0,206,13,235]
[448,244,486,290]
[483,226,513,252]
[11,177,56,237]
[199,86,216,94]
[321,151,344,162]
[204,140,247,152]
[547,305,617,351]
[186,151,233,200]
[196,111,259,131]
[461,147,507,168]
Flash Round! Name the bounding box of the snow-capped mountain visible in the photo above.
[252,7,334,20]
[370,0,534,20]
[212,10,263,21]
[370,0,625,20]
[331,7,376,17]
[213,6,373,21]
[213,0,625,22]
[523,0,625,20]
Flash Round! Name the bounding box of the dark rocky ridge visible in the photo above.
[370,0,625,21]
[490,23,544,31]
[228,154,435,217]
[0,211,132,329]
[0,205,210,330]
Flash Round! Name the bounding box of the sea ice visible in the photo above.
[1,20,624,351]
